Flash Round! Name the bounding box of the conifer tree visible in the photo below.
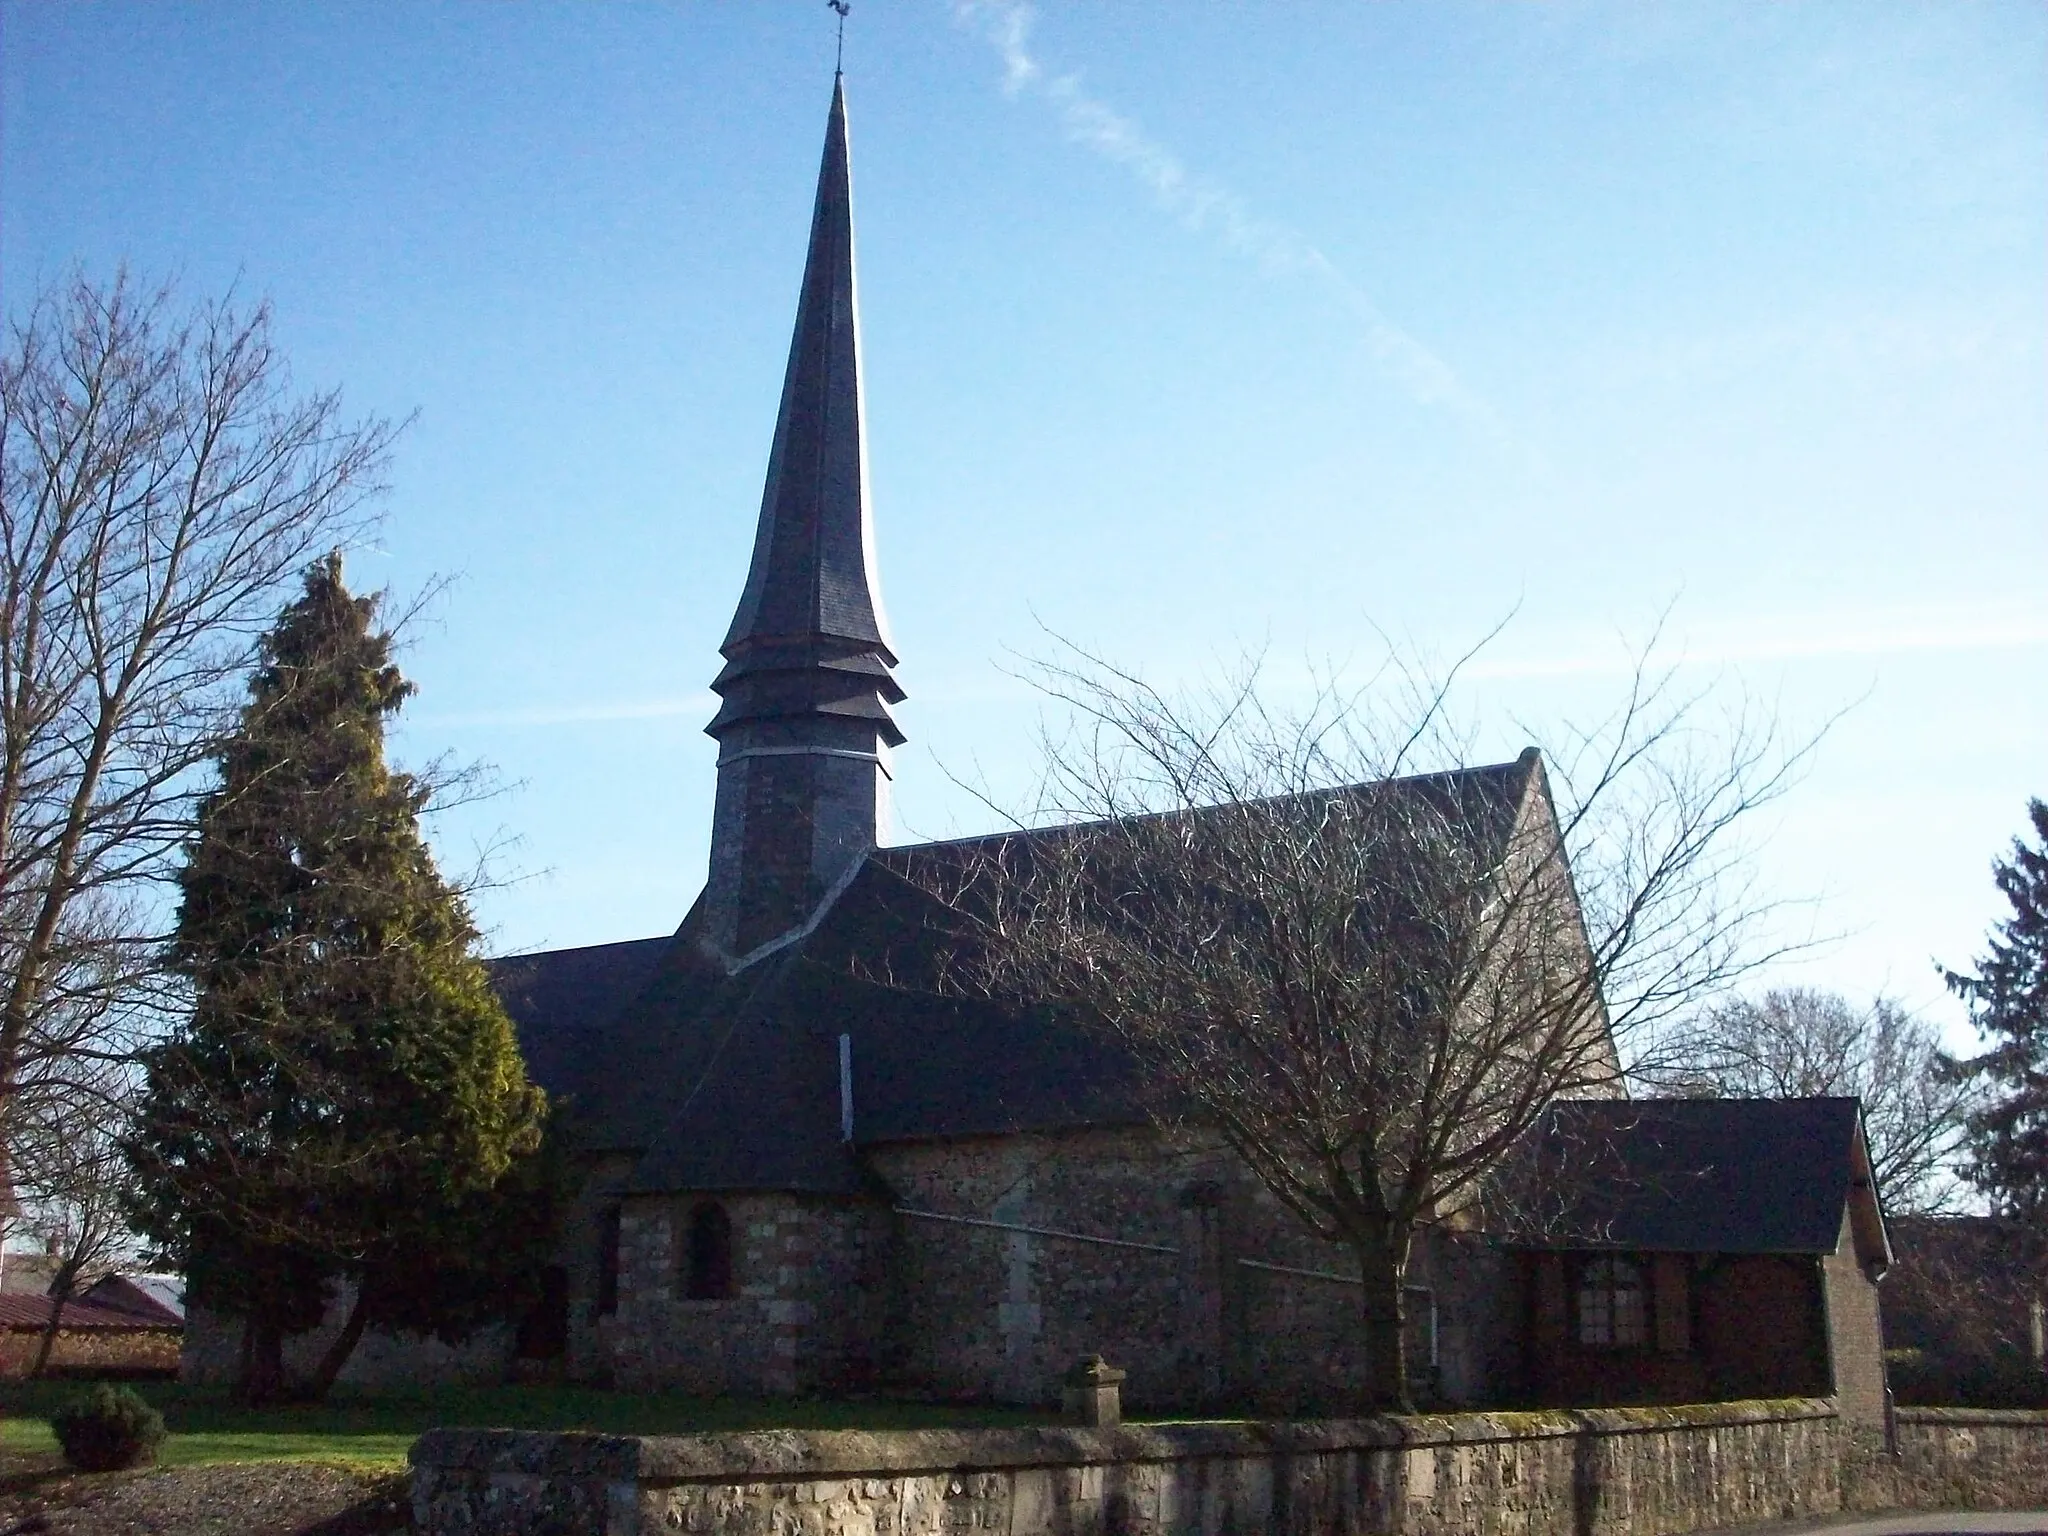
[125,555,546,1402]
[1945,799,2048,1223]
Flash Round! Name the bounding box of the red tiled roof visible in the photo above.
[0,1293,180,1332]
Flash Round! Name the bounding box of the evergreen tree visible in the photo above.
[1944,799,2048,1223]
[125,555,546,1401]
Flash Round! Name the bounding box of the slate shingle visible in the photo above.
[493,756,1545,1195]
[1520,1096,1870,1254]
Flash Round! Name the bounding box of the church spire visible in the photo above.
[702,79,905,964]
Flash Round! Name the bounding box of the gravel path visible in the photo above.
[0,1457,409,1535]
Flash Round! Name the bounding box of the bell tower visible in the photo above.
[702,78,904,965]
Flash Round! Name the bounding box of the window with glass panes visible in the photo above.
[1575,1255,1649,1347]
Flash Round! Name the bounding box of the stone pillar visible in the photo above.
[761,1204,814,1396]
[993,1182,1041,1402]
[1062,1355,1126,1427]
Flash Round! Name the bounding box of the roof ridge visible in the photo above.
[491,933,671,964]
[880,753,1538,858]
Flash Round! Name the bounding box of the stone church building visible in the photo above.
[184,81,1893,1422]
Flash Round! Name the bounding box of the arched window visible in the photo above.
[1575,1255,1648,1348]
[684,1201,733,1300]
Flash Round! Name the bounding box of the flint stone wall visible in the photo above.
[413,1399,1860,1536]
[610,1194,880,1397]
[866,1127,1507,1416]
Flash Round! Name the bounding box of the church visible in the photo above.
[184,80,1894,1422]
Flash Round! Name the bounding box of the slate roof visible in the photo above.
[721,78,889,660]
[494,754,1544,1198]
[1514,1096,1888,1259]
[0,1292,180,1333]
[77,1275,185,1326]
[488,935,673,1111]
[711,76,902,749]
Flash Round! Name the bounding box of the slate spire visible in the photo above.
[702,79,905,964]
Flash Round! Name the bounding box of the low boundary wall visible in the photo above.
[1848,1407,2048,1513]
[415,1399,1876,1536]
[0,1326,179,1378]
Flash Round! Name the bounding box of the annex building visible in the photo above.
[183,80,1894,1423]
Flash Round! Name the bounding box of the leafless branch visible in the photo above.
[899,628,1819,1409]
[0,269,396,1125]
[1647,987,1980,1216]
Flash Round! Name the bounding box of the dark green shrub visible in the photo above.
[49,1384,167,1471]
[1887,1346,2048,1410]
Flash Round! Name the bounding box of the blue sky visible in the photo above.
[4,2,2042,1040]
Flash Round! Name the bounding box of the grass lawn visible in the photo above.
[0,1379,1057,1470]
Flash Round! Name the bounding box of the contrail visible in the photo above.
[952,1,1502,433]
[1463,609,2048,682]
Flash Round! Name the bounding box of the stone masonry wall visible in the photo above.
[871,1128,1208,1409]
[1426,1232,1516,1408]
[868,1127,1501,1415]
[1845,1408,2048,1512]
[413,1399,1862,1536]
[610,1191,880,1396]
[0,1327,179,1377]
[181,1299,511,1391]
[567,1152,640,1383]
[172,1144,644,1393]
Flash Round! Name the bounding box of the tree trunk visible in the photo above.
[29,1262,81,1378]
[307,1280,373,1401]
[1354,1221,1416,1413]
[241,1316,286,1406]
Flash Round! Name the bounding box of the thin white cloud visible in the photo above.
[952,1,1503,434]
[1463,607,2048,681]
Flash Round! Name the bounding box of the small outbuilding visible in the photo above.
[0,1278,183,1378]
[1509,1097,1891,1424]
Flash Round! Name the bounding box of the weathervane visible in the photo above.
[828,0,849,75]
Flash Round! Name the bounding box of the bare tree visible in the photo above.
[0,270,394,1127]
[908,641,1811,1410]
[1884,1214,2048,1404]
[9,1069,143,1376]
[1652,988,1977,1216]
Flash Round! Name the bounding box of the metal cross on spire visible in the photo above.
[828,0,849,76]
